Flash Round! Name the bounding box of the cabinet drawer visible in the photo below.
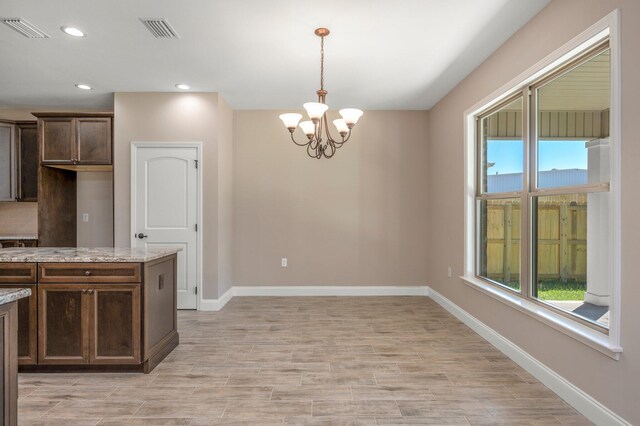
[38,263,141,283]
[0,263,37,283]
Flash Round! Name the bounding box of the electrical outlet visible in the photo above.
[281,258,288,267]
[448,266,452,278]
[82,213,89,222]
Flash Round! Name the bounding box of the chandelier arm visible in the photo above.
[290,132,312,147]
[309,136,319,150]
[331,129,352,148]
[321,113,338,144]
[324,140,336,158]
[307,142,318,158]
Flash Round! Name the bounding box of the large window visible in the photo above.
[475,40,612,330]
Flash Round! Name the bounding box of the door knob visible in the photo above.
[136,233,148,239]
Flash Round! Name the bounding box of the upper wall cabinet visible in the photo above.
[0,120,39,202]
[0,121,16,201]
[34,113,113,167]
[16,122,38,202]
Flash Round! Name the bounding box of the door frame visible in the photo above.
[130,141,203,310]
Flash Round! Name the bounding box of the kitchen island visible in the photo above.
[0,247,180,373]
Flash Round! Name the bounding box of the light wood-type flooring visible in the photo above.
[19,296,592,425]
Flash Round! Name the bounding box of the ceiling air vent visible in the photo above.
[139,18,180,39]
[1,18,50,38]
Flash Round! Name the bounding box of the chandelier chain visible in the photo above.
[320,35,324,91]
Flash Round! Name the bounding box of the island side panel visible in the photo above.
[143,254,178,372]
[0,301,19,426]
[0,264,37,365]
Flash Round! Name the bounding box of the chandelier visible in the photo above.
[279,28,363,159]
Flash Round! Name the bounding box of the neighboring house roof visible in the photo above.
[487,169,587,192]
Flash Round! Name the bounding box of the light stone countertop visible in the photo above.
[0,288,31,305]
[0,247,181,263]
[0,236,38,240]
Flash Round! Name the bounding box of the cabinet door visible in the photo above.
[0,285,36,365]
[17,124,38,201]
[76,118,112,164]
[0,123,15,201]
[89,284,141,364]
[40,118,75,163]
[38,285,89,364]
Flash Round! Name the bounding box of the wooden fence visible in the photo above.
[485,198,587,283]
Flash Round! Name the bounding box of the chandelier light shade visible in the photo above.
[279,28,363,159]
[279,113,302,129]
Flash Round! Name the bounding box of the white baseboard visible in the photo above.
[233,285,429,297]
[198,285,427,312]
[427,287,630,426]
[199,286,234,311]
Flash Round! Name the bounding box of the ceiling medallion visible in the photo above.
[279,28,363,159]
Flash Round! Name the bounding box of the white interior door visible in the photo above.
[132,144,199,309]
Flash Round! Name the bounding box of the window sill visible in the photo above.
[461,275,622,360]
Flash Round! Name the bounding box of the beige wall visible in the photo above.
[113,92,230,299]
[77,172,113,247]
[233,110,429,286]
[427,0,639,423]
[0,202,37,237]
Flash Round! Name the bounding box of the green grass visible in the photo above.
[537,279,586,301]
[490,278,586,301]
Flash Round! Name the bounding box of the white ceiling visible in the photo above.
[0,0,549,110]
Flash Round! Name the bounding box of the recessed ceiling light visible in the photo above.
[175,84,190,90]
[61,26,86,37]
[75,84,92,90]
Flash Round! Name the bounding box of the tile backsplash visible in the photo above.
[0,202,38,237]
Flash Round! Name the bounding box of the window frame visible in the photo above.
[476,39,611,333]
[463,10,621,359]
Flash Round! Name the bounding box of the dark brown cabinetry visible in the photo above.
[0,120,37,202]
[0,285,36,365]
[0,122,15,202]
[90,285,141,364]
[0,255,177,373]
[0,240,38,249]
[38,263,140,283]
[38,284,88,364]
[39,118,73,164]
[0,300,19,426]
[38,262,142,365]
[38,283,141,365]
[35,112,113,248]
[0,264,37,366]
[76,118,112,164]
[16,122,38,201]
[35,113,112,165]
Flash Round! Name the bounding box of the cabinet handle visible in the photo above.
[85,270,92,276]
[159,274,164,290]
[82,289,87,294]
[87,289,94,295]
